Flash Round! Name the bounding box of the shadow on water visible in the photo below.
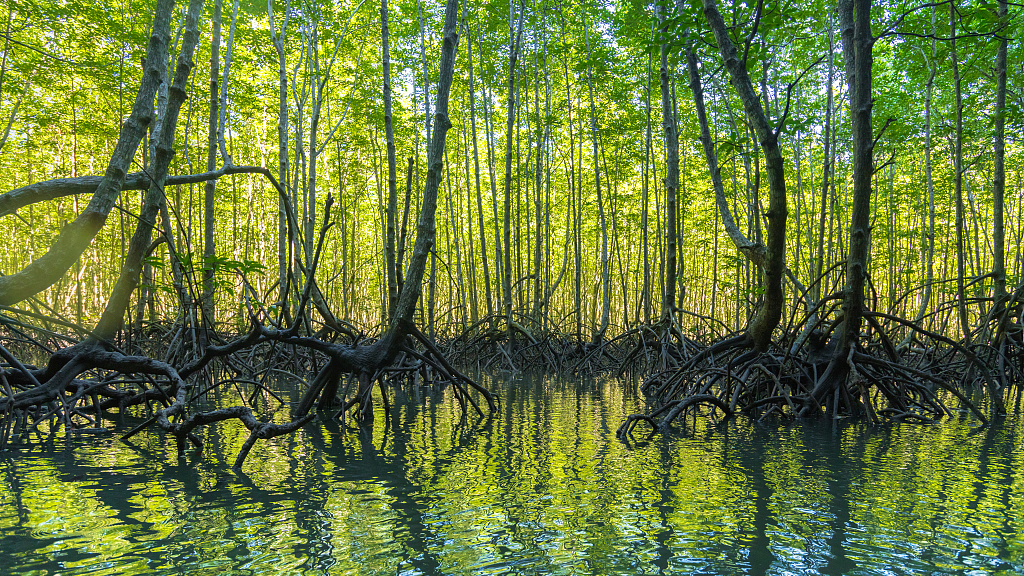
[1,372,1024,575]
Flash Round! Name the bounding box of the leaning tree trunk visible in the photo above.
[701,0,788,351]
[0,0,177,306]
[93,0,205,343]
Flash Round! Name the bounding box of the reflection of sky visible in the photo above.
[1,373,1021,575]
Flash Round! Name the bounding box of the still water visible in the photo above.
[1,373,1022,575]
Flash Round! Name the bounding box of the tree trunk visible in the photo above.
[701,0,788,351]
[992,0,1007,305]
[465,14,492,318]
[582,7,610,342]
[502,2,525,339]
[950,0,971,345]
[659,4,678,326]
[812,14,834,329]
[93,0,204,342]
[531,47,545,328]
[835,0,872,356]
[382,0,399,319]
[0,0,177,306]
[642,18,654,325]
[202,0,222,336]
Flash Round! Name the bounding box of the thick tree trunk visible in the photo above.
[0,0,177,306]
[93,0,204,343]
[834,0,873,356]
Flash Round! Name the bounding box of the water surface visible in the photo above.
[1,373,1022,575]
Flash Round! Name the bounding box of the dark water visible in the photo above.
[1,373,1023,575]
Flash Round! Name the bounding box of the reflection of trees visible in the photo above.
[819,425,857,576]
[717,424,777,575]
[3,380,1024,574]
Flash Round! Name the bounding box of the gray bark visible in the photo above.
[0,0,177,306]
[93,0,205,342]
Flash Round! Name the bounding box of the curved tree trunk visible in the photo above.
[0,0,177,306]
[93,0,205,343]
[701,0,788,351]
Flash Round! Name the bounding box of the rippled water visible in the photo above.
[1,373,1023,575]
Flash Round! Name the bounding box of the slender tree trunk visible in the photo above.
[582,8,610,341]
[642,19,654,325]
[202,0,222,336]
[382,0,399,319]
[397,156,414,296]
[556,4,579,338]
[482,79,504,318]
[502,1,525,338]
[950,0,971,344]
[445,146,467,328]
[659,4,678,326]
[417,0,432,145]
[463,108,479,324]
[270,0,291,320]
[531,48,545,327]
[992,0,1008,305]
[465,11,492,318]
[306,25,321,271]
[812,15,834,327]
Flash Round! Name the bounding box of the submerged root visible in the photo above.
[617,304,1011,438]
[0,315,496,470]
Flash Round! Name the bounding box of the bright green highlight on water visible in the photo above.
[1,374,1023,574]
